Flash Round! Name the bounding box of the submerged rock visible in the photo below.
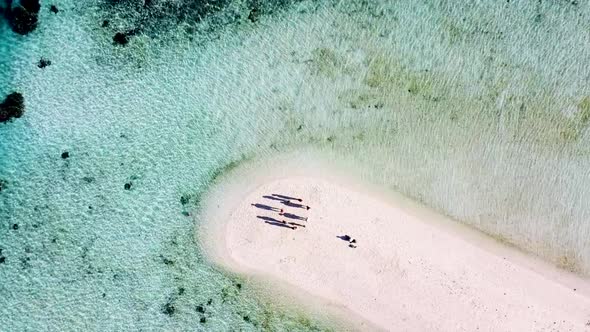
[5,0,41,35]
[162,302,175,316]
[37,57,51,68]
[113,29,139,46]
[113,32,129,45]
[49,4,58,14]
[247,8,260,22]
[0,92,25,123]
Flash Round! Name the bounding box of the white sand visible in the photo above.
[197,153,590,331]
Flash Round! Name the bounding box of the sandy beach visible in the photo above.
[197,153,590,331]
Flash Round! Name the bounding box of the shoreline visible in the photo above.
[196,151,590,331]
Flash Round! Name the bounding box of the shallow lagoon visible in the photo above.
[1,1,589,330]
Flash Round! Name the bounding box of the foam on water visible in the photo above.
[1,0,590,330]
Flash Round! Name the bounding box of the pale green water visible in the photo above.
[1,0,589,331]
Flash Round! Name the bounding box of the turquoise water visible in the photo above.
[1,0,590,330]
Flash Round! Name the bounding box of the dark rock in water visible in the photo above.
[113,32,129,45]
[49,4,58,13]
[196,305,205,313]
[113,29,139,46]
[247,8,259,22]
[0,256,5,264]
[82,176,95,183]
[37,57,52,68]
[199,317,206,324]
[12,223,19,230]
[61,151,69,159]
[101,20,109,28]
[180,194,190,205]
[124,182,132,190]
[20,0,41,12]
[162,302,175,316]
[0,92,25,123]
[6,0,41,35]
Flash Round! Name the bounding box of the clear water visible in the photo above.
[1,0,589,330]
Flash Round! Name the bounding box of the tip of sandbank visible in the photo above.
[196,151,590,331]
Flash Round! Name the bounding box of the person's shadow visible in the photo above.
[272,194,302,201]
[281,201,306,209]
[251,203,279,211]
[257,215,281,223]
[257,216,295,229]
[282,213,307,221]
[262,195,285,202]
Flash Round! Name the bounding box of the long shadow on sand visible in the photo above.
[282,213,307,221]
[251,203,280,211]
[262,195,286,202]
[257,215,282,223]
[257,216,295,229]
[281,201,306,209]
[272,194,302,201]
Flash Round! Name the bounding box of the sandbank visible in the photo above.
[197,152,590,331]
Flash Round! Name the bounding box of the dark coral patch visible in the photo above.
[37,57,52,68]
[5,0,41,35]
[162,302,175,316]
[113,28,139,46]
[113,32,129,45]
[0,92,25,123]
[247,8,260,22]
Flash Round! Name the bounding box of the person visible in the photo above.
[279,208,284,215]
[305,205,310,210]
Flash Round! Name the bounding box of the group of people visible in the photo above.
[271,194,309,230]
[252,193,358,248]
